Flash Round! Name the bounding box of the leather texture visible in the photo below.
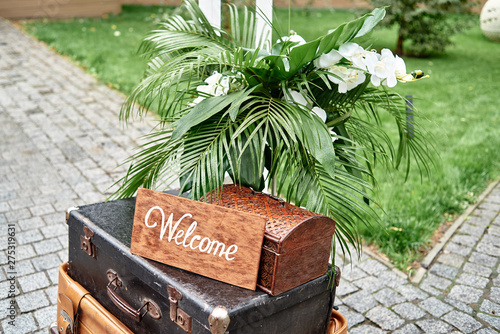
[57,262,133,334]
[327,309,348,334]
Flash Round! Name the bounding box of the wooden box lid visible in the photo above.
[200,185,336,254]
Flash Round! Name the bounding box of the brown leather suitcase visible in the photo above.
[201,185,336,295]
[56,262,133,334]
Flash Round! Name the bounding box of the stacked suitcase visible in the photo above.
[53,187,340,334]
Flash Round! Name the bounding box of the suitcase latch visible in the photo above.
[80,226,97,259]
[167,285,192,333]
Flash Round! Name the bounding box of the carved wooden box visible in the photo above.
[201,185,336,296]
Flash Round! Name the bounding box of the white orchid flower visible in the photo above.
[326,66,366,93]
[371,49,397,87]
[190,71,231,106]
[312,106,327,123]
[200,71,230,96]
[278,33,306,49]
[338,42,378,72]
[330,129,338,143]
[314,49,342,69]
[285,90,327,123]
[394,56,409,82]
[286,89,310,107]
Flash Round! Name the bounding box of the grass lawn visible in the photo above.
[19,5,500,272]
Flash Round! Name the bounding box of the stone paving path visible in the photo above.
[1,17,500,334]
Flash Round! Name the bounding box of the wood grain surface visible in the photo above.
[131,188,267,290]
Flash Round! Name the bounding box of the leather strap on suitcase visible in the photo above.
[326,309,348,334]
[57,262,133,334]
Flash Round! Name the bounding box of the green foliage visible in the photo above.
[370,0,477,56]
[112,0,435,259]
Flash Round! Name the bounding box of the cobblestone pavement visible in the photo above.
[1,17,500,334]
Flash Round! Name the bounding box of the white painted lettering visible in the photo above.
[143,206,238,261]
[224,245,238,261]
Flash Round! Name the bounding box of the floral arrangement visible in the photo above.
[113,0,433,255]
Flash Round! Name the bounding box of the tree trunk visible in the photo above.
[396,28,404,55]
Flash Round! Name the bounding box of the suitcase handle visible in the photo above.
[106,270,162,322]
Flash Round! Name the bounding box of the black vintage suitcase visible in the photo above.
[66,196,336,334]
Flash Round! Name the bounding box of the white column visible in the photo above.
[256,0,273,49]
[199,0,221,29]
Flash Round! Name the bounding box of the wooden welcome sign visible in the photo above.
[131,188,267,290]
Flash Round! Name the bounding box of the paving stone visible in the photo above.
[29,203,55,217]
[366,305,404,331]
[8,197,34,210]
[46,267,59,285]
[5,208,31,222]
[475,329,499,334]
[358,259,388,276]
[443,310,483,333]
[17,272,50,293]
[0,279,18,299]
[468,252,498,268]
[17,217,45,231]
[420,273,452,295]
[429,263,459,280]
[444,297,473,314]
[493,275,500,287]
[491,287,500,304]
[3,260,35,277]
[336,281,359,297]
[0,202,10,213]
[57,249,68,263]
[448,285,483,304]
[477,313,500,330]
[488,226,500,239]
[478,201,500,211]
[451,234,481,246]
[416,319,454,334]
[1,313,37,334]
[460,223,487,237]
[392,302,426,320]
[418,297,453,317]
[482,233,500,246]
[473,208,498,219]
[444,242,472,257]
[33,238,63,255]
[342,290,379,314]
[0,298,16,320]
[456,272,489,289]
[349,325,384,334]
[34,305,56,329]
[393,324,422,334]
[337,306,365,329]
[45,285,58,305]
[352,276,385,293]
[16,229,44,245]
[376,270,407,288]
[31,254,60,271]
[373,288,406,307]
[480,299,500,315]
[419,283,443,296]
[463,262,493,278]
[397,284,429,301]
[16,244,36,261]
[476,240,500,257]
[436,252,465,268]
[15,290,49,312]
[467,216,493,228]
[39,223,68,239]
